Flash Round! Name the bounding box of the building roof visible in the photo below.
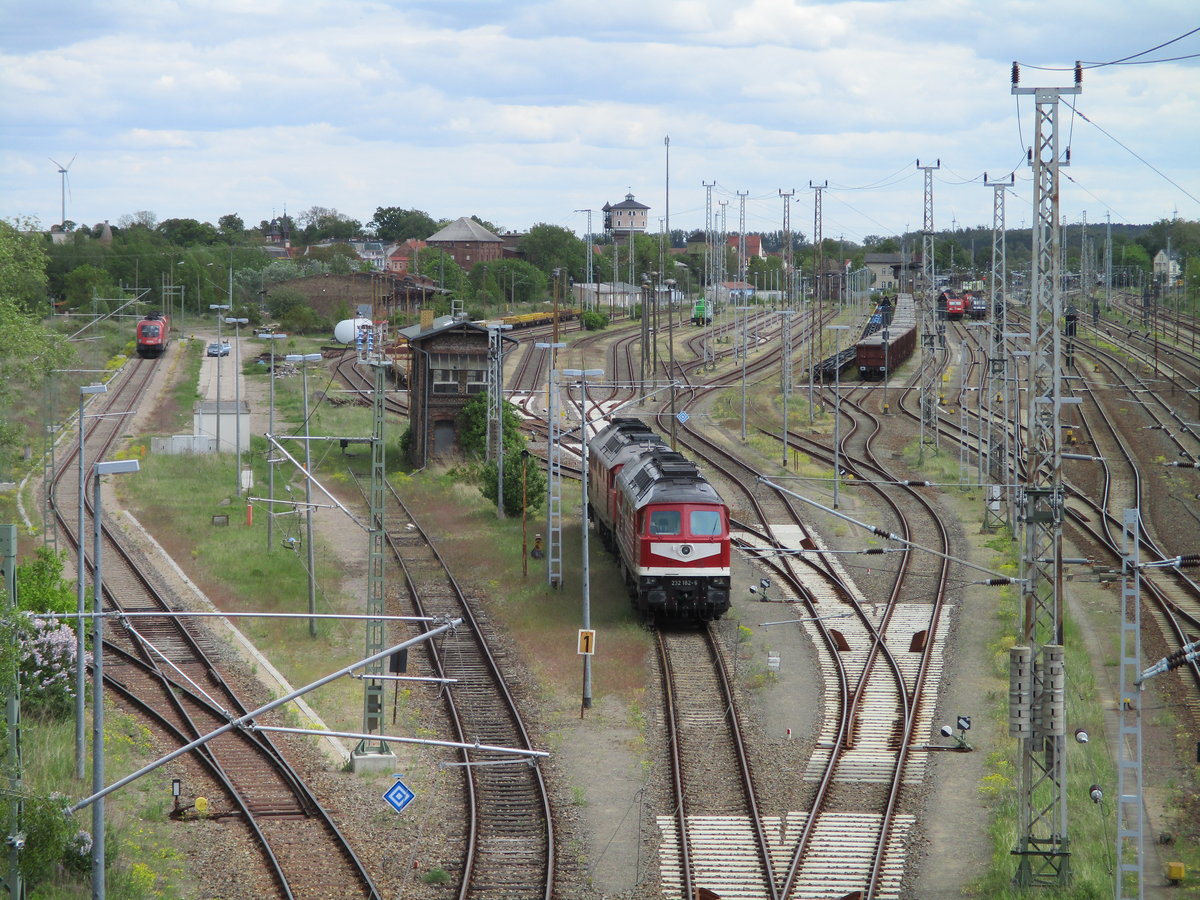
[604,192,650,211]
[408,319,491,345]
[426,217,503,243]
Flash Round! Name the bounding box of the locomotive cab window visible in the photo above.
[648,510,681,535]
[689,509,723,537]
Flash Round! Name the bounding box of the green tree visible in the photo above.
[457,394,525,457]
[157,217,220,245]
[279,304,328,335]
[217,213,245,241]
[520,224,586,281]
[415,247,465,294]
[480,450,546,518]
[0,218,50,312]
[471,259,546,306]
[265,286,309,319]
[63,264,117,309]
[297,206,362,243]
[369,207,438,242]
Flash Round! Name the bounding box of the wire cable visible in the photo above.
[1062,98,1200,207]
[1018,26,1200,70]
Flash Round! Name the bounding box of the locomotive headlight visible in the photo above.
[679,544,692,557]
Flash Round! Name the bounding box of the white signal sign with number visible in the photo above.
[577,629,596,656]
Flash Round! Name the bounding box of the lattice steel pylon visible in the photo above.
[984,173,1014,531]
[1010,61,1081,887]
[809,180,826,359]
[702,181,716,370]
[355,324,392,762]
[917,160,941,450]
[546,364,564,589]
[1118,509,1145,900]
[779,189,794,297]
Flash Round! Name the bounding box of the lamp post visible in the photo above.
[91,458,140,899]
[286,353,322,637]
[665,278,678,448]
[521,449,530,577]
[209,304,231,452]
[260,333,288,552]
[882,326,890,414]
[563,367,603,713]
[827,325,849,508]
[75,383,106,780]
[224,317,249,494]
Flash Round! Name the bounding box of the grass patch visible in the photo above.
[19,710,187,898]
[397,473,653,706]
[966,530,1124,898]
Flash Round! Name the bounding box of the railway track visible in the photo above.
[369,476,556,899]
[655,625,777,899]
[51,355,379,899]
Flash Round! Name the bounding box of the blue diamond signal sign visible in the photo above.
[676,410,689,424]
[384,775,415,814]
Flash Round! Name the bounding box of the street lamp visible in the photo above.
[665,278,678,448]
[827,325,850,508]
[259,333,288,552]
[286,353,323,637]
[209,304,231,452]
[882,326,890,415]
[224,317,249,494]
[562,367,603,713]
[75,383,106,780]
[91,458,140,899]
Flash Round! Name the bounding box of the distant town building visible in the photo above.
[387,239,427,275]
[603,193,649,238]
[1153,249,1180,284]
[864,253,902,292]
[425,217,504,271]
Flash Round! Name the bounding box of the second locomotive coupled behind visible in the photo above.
[587,418,732,622]
[135,312,171,358]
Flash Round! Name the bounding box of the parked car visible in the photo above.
[207,342,231,357]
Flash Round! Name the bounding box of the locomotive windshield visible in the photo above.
[649,510,681,535]
[689,509,723,536]
[647,507,725,537]
[141,324,160,337]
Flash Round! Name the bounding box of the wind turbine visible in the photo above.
[49,154,76,229]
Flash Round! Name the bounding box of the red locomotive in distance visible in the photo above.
[135,313,171,358]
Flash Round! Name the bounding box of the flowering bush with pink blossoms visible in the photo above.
[17,614,85,720]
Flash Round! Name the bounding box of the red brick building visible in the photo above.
[425,217,504,271]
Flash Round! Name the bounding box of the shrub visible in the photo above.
[16,615,84,720]
[580,309,609,331]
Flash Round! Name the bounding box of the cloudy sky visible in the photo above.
[3,1,1198,244]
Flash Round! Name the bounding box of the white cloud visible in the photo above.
[2,1,1198,234]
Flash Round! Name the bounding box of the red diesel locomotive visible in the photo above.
[587,417,731,621]
[135,313,171,358]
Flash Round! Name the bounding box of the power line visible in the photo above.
[1017,26,1200,70]
[1062,98,1200,207]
